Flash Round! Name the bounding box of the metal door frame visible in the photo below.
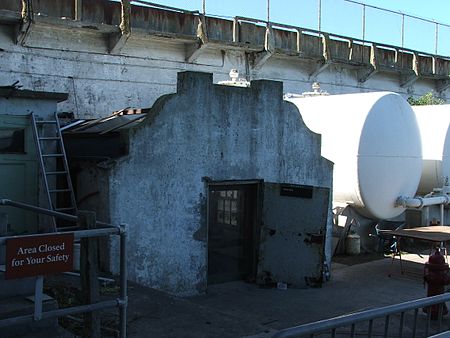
[206,179,263,287]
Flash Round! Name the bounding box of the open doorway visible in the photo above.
[207,182,260,285]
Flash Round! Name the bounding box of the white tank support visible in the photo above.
[286,92,422,220]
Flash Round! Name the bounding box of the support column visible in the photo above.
[79,211,101,338]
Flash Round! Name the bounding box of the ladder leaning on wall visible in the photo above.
[31,112,78,232]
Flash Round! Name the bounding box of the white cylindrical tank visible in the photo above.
[286,92,422,220]
[412,105,450,195]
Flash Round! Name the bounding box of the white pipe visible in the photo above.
[396,195,450,209]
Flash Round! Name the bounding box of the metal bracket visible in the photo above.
[436,79,450,93]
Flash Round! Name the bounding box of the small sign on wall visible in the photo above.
[5,233,74,279]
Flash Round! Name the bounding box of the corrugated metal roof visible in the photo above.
[62,108,147,134]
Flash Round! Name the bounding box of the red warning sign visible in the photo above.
[5,233,74,279]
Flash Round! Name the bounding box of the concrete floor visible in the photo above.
[12,253,449,338]
[123,253,450,338]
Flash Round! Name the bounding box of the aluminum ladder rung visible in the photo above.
[54,207,76,212]
[45,171,68,175]
[42,153,64,157]
[35,120,57,124]
[49,189,71,193]
[38,137,60,140]
[31,112,78,233]
[56,225,80,231]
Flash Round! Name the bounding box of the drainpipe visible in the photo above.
[21,0,31,22]
[120,0,131,36]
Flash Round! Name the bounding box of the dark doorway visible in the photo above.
[208,183,259,284]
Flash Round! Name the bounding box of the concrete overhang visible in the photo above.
[0,86,68,102]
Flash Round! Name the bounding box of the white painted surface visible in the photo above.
[287,92,422,220]
[413,105,450,195]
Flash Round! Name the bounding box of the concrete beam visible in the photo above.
[309,60,332,80]
[309,34,332,79]
[357,66,378,83]
[400,73,418,88]
[436,79,450,93]
[109,31,130,54]
[185,41,206,63]
[252,26,274,69]
[358,44,379,83]
[400,52,419,88]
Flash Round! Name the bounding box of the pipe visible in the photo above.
[272,293,450,338]
[395,195,450,209]
[119,223,128,338]
[0,300,118,328]
[0,199,77,222]
[0,198,112,227]
[0,227,119,245]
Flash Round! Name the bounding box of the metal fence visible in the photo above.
[130,0,450,57]
[0,199,127,338]
[272,293,450,338]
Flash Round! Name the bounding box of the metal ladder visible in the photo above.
[31,112,77,231]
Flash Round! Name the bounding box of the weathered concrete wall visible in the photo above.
[106,71,332,295]
[0,1,447,120]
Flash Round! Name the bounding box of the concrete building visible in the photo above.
[0,0,448,296]
[64,71,333,295]
[0,87,67,235]
[0,0,447,121]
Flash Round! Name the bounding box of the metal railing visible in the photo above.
[272,293,450,338]
[0,199,127,338]
[130,0,450,57]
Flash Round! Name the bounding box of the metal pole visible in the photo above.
[267,0,270,24]
[435,22,439,55]
[0,198,112,227]
[202,0,205,15]
[401,14,405,48]
[119,223,128,338]
[75,0,82,21]
[317,0,321,32]
[362,4,366,42]
[34,276,44,321]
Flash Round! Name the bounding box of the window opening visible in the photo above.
[217,190,238,226]
[0,129,25,154]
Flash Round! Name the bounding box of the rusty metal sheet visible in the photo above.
[257,183,330,288]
